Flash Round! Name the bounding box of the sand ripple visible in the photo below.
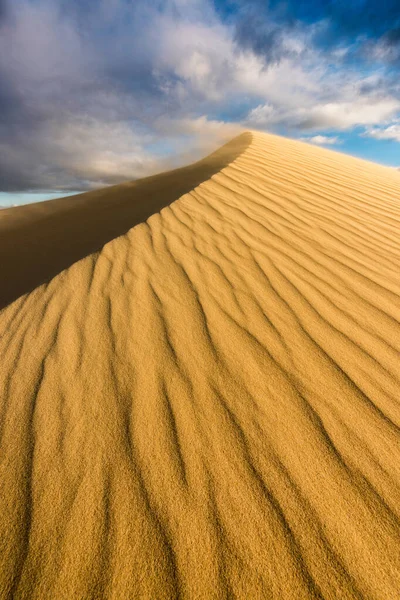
[1,132,400,599]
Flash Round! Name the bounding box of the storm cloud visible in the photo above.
[1,0,399,193]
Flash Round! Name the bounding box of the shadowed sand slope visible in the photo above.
[1,131,400,599]
[0,132,251,309]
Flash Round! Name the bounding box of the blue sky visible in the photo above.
[1,0,400,206]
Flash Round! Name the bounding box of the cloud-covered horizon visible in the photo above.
[1,0,400,194]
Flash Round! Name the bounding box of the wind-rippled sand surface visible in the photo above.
[1,131,400,599]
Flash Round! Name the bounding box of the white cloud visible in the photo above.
[299,135,340,145]
[302,99,400,129]
[246,104,275,125]
[363,122,400,142]
[156,18,238,102]
[246,98,400,130]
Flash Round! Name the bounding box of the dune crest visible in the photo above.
[1,131,400,599]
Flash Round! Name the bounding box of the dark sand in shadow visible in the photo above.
[0,132,251,309]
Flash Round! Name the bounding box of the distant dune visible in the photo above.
[1,131,400,599]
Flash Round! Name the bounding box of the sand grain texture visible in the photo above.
[1,131,400,599]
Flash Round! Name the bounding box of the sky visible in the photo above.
[1,0,400,206]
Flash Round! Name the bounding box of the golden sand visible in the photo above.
[1,131,400,599]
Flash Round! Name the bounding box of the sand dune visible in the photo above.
[1,131,400,599]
